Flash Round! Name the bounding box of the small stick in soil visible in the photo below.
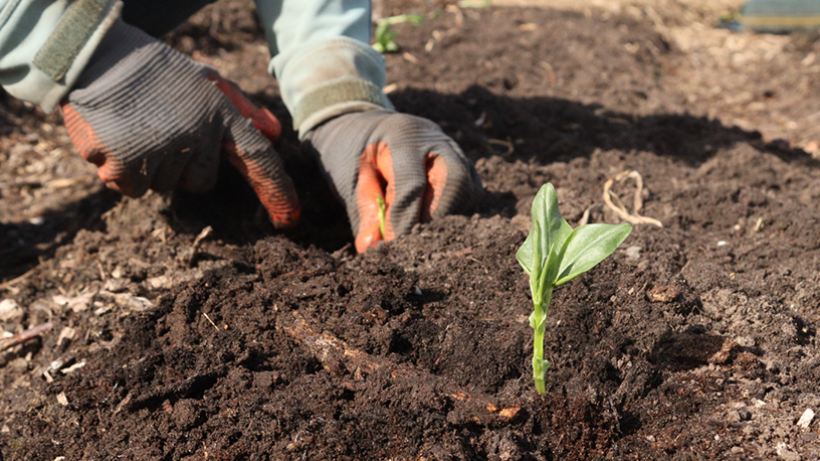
[330,242,353,260]
[202,312,220,332]
[188,226,213,267]
[281,311,520,423]
[0,266,39,292]
[0,321,54,351]
[603,170,663,227]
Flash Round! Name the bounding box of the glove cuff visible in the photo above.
[0,0,122,112]
[270,37,394,137]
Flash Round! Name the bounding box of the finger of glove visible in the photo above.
[419,137,483,223]
[62,103,144,196]
[206,72,282,143]
[222,112,300,228]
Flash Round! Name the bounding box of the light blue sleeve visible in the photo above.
[254,0,393,136]
[0,0,121,112]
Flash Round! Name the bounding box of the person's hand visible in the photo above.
[62,20,299,228]
[304,110,483,253]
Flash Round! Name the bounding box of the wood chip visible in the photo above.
[114,391,133,414]
[57,327,76,345]
[402,52,419,64]
[0,299,23,321]
[47,178,83,189]
[498,406,521,420]
[797,408,815,429]
[646,285,680,303]
[60,361,86,375]
[56,392,69,406]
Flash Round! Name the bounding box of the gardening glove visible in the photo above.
[304,109,483,253]
[61,19,300,228]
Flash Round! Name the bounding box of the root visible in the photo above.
[487,138,515,156]
[602,170,663,227]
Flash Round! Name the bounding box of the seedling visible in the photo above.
[376,196,387,239]
[373,14,424,54]
[516,183,632,394]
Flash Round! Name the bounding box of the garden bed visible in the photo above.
[2,1,820,459]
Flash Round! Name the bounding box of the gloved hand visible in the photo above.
[304,110,483,253]
[62,19,300,228]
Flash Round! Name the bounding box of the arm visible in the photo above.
[0,0,120,112]
[255,0,482,252]
[254,0,392,135]
[0,1,300,228]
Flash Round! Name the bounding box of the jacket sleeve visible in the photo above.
[254,0,393,137]
[0,0,121,112]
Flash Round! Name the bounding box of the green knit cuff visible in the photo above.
[292,77,387,129]
[32,0,117,81]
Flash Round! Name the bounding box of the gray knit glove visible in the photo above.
[304,110,483,253]
[62,19,300,228]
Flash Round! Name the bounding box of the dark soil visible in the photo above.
[2,2,820,460]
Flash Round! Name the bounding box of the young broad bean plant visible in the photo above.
[372,14,424,54]
[516,183,632,394]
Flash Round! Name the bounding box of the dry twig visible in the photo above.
[187,226,213,267]
[0,321,54,351]
[202,312,220,332]
[281,311,520,424]
[0,266,38,292]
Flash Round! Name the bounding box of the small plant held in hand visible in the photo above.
[517,183,632,394]
[376,196,387,239]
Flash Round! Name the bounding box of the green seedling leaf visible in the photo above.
[515,183,572,280]
[384,13,424,25]
[517,183,632,394]
[458,0,491,8]
[554,222,632,287]
[373,22,399,54]
[373,14,423,54]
